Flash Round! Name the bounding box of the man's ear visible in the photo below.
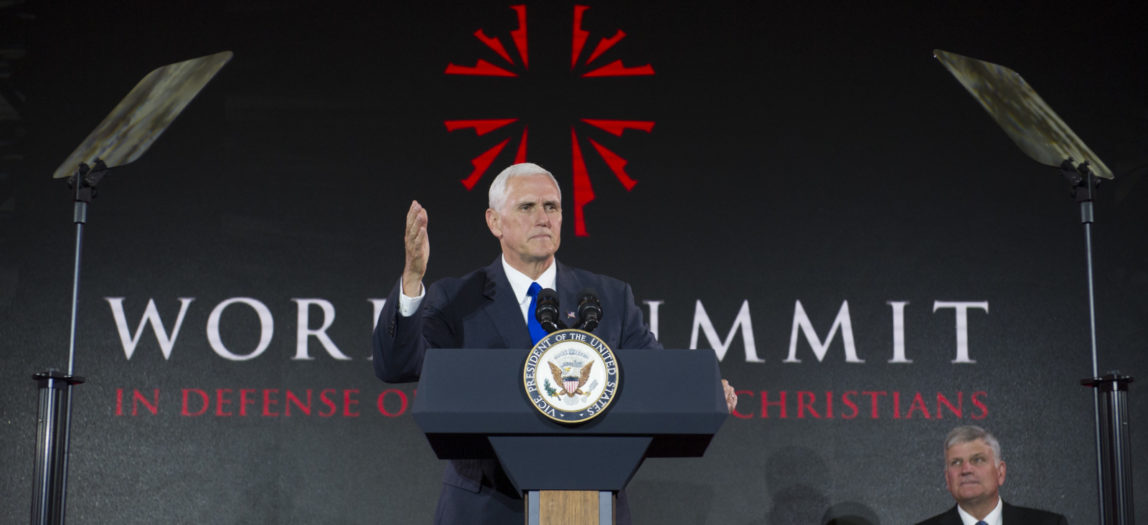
[486,208,501,238]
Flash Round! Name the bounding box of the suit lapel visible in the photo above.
[945,506,963,525]
[482,259,533,349]
[1000,501,1018,522]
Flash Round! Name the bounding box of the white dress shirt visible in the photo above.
[500,256,557,324]
[957,496,1002,525]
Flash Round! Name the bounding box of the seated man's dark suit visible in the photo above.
[915,501,1068,525]
[373,258,661,525]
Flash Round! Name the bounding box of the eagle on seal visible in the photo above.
[548,361,593,396]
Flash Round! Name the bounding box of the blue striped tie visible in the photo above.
[526,282,548,344]
[976,521,988,525]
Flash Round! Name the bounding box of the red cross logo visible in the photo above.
[444,5,656,236]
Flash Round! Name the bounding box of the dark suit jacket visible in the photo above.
[915,501,1068,525]
[373,258,661,524]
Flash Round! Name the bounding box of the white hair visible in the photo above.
[945,425,1003,465]
[487,162,561,211]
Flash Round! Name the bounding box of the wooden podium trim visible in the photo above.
[527,490,614,525]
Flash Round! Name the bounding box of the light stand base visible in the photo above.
[1082,372,1135,525]
[31,370,84,525]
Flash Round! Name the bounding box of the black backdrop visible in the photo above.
[1,1,1146,523]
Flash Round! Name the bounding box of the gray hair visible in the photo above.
[945,425,1002,464]
[488,162,561,211]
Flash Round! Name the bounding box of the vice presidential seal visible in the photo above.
[522,329,620,424]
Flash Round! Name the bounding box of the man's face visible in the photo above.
[944,438,1006,509]
[486,173,562,269]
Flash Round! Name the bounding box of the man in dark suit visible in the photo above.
[915,425,1068,525]
[373,162,737,525]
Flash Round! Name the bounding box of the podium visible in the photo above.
[411,347,728,524]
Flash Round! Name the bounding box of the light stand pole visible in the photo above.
[30,160,104,525]
[934,49,1133,524]
[29,51,232,524]
[1067,158,1137,525]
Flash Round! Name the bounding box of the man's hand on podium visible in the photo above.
[722,379,737,413]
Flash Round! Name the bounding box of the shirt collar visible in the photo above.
[956,496,1002,525]
[501,255,557,304]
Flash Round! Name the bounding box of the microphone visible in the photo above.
[575,289,602,333]
[535,288,564,333]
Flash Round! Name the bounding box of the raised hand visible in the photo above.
[402,200,429,297]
